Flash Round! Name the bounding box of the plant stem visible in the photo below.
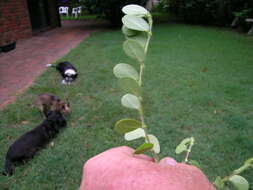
[232,164,251,175]
[221,163,252,183]
[144,14,153,54]
[139,63,145,86]
[184,139,194,163]
[184,149,191,163]
[144,34,151,54]
[139,107,159,163]
[136,13,159,162]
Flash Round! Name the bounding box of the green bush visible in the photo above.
[81,0,148,26]
[161,0,253,26]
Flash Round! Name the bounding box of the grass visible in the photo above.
[60,15,97,20]
[0,23,253,189]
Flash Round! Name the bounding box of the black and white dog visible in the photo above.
[47,61,78,85]
[2,111,66,176]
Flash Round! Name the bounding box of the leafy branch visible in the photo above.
[175,137,253,190]
[113,4,160,162]
[214,158,253,190]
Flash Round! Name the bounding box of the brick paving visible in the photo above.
[0,20,108,109]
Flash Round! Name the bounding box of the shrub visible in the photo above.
[161,0,253,26]
[81,0,148,26]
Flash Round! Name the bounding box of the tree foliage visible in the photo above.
[80,0,148,26]
[161,0,253,26]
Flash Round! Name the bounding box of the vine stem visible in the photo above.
[138,70,159,162]
[144,14,153,54]
[221,163,252,183]
[139,14,152,86]
[139,107,159,163]
[139,63,144,86]
[184,141,193,163]
[136,13,159,163]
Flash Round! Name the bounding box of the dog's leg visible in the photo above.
[48,125,59,138]
[25,150,37,160]
[62,79,67,85]
[3,158,14,176]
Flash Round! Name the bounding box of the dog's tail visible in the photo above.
[46,64,56,68]
[2,158,13,176]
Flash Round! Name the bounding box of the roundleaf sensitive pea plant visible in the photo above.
[112,4,253,190]
[213,158,253,190]
[113,4,160,162]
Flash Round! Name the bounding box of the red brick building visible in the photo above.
[0,0,60,46]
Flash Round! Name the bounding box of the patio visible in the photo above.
[0,20,108,109]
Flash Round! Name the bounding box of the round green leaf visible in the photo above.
[118,78,141,96]
[121,93,140,110]
[122,25,139,37]
[124,128,145,141]
[123,39,145,62]
[146,134,160,154]
[113,63,139,81]
[122,15,149,32]
[188,160,201,169]
[229,175,249,190]
[134,143,153,154]
[122,4,149,16]
[175,137,193,154]
[128,32,148,48]
[114,119,141,134]
[181,137,193,145]
[214,176,225,189]
[175,144,187,154]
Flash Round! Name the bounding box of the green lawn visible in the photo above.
[60,15,97,20]
[0,24,253,189]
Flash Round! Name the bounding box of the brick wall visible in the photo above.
[0,0,32,45]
